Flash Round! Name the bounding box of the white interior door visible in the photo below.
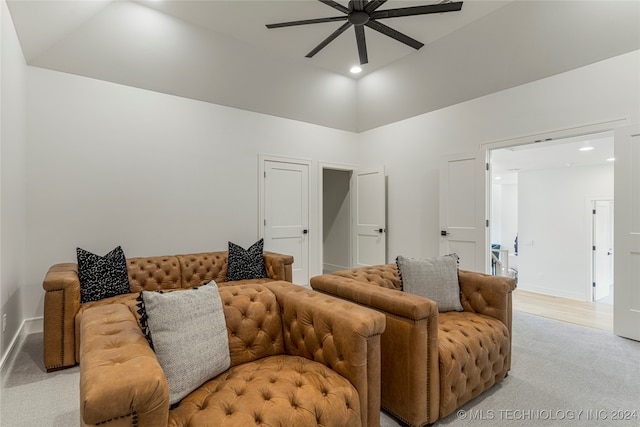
[614,125,640,341]
[352,167,386,267]
[593,200,614,301]
[440,152,488,272]
[263,160,309,285]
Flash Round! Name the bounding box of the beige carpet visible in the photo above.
[2,311,639,426]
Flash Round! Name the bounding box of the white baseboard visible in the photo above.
[516,283,588,302]
[323,263,349,274]
[0,317,44,373]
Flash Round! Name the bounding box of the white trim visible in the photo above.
[516,283,586,302]
[0,317,43,374]
[485,120,626,296]
[480,118,628,151]
[587,197,615,302]
[323,263,350,274]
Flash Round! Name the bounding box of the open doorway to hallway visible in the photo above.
[322,168,352,274]
[489,131,614,328]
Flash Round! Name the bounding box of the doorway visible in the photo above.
[489,130,614,303]
[322,169,352,273]
[319,164,387,274]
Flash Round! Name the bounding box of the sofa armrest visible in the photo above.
[264,281,386,427]
[80,304,169,427]
[42,263,82,371]
[459,270,516,328]
[310,274,438,320]
[311,273,441,425]
[263,251,294,282]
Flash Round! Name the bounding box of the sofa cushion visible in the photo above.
[169,355,361,426]
[437,311,510,417]
[126,256,182,292]
[77,246,130,304]
[227,239,268,281]
[396,254,463,312]
[139,282,230,406]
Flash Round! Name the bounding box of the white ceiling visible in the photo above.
[138,0,511,77]
[491,131,614,185]
[6,1,640,132]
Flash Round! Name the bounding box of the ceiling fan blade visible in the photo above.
[266,16,347,29]
[306,22,353,58]
[365,20,424,50]
[318,0,350,14]
[365,0,388,14]
[354,25,368,64]
[371,1,463,19]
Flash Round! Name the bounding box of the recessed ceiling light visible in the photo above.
[579,146,594,151]
[607,157,615,162]
[494,176,502,180]
[350,66,362,74]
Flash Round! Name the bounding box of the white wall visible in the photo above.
[4,11,640,347]
[518,164,613,301]
[24,66,359,321]
[1,0,28,364]
[358,51,639,263]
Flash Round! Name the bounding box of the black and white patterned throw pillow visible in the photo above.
[77,246,130,304]
[227,239,268,281]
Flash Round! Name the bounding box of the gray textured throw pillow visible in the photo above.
[396,254,464,312]
[141,281,230,405]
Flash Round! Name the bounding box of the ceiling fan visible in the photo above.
[266,0,464,65]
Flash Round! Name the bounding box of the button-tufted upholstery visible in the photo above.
[79,282,386,427]
[311,264,516,427]
[43,250,294,372]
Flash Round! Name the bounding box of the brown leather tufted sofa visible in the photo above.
[310,264,516,427]
[42,250,294,372]
[79,281,386,427]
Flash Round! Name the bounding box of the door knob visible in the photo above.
[303,229,308,234]
[375,228,384,233]
[441,230,450,236]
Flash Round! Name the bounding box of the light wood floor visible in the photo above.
[512,289,613,332]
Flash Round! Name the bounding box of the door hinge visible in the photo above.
[593,245,596,251]
[592,282,596,288]
[264,219,266,226]
[593,209,596,215]
[264,171,266,178]
[486,163,490,171]
[486,219,489,227]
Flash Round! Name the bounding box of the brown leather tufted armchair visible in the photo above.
[42,250,293,372]
[78,282,386,427]
[310,264,516,427]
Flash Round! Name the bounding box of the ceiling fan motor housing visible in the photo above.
[349,11,370,26]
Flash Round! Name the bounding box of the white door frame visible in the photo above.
[318,162,357,275]
[480,118,628,295]
[588,198,614,302]
[259,154,315,282]
[482,119,627,306]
